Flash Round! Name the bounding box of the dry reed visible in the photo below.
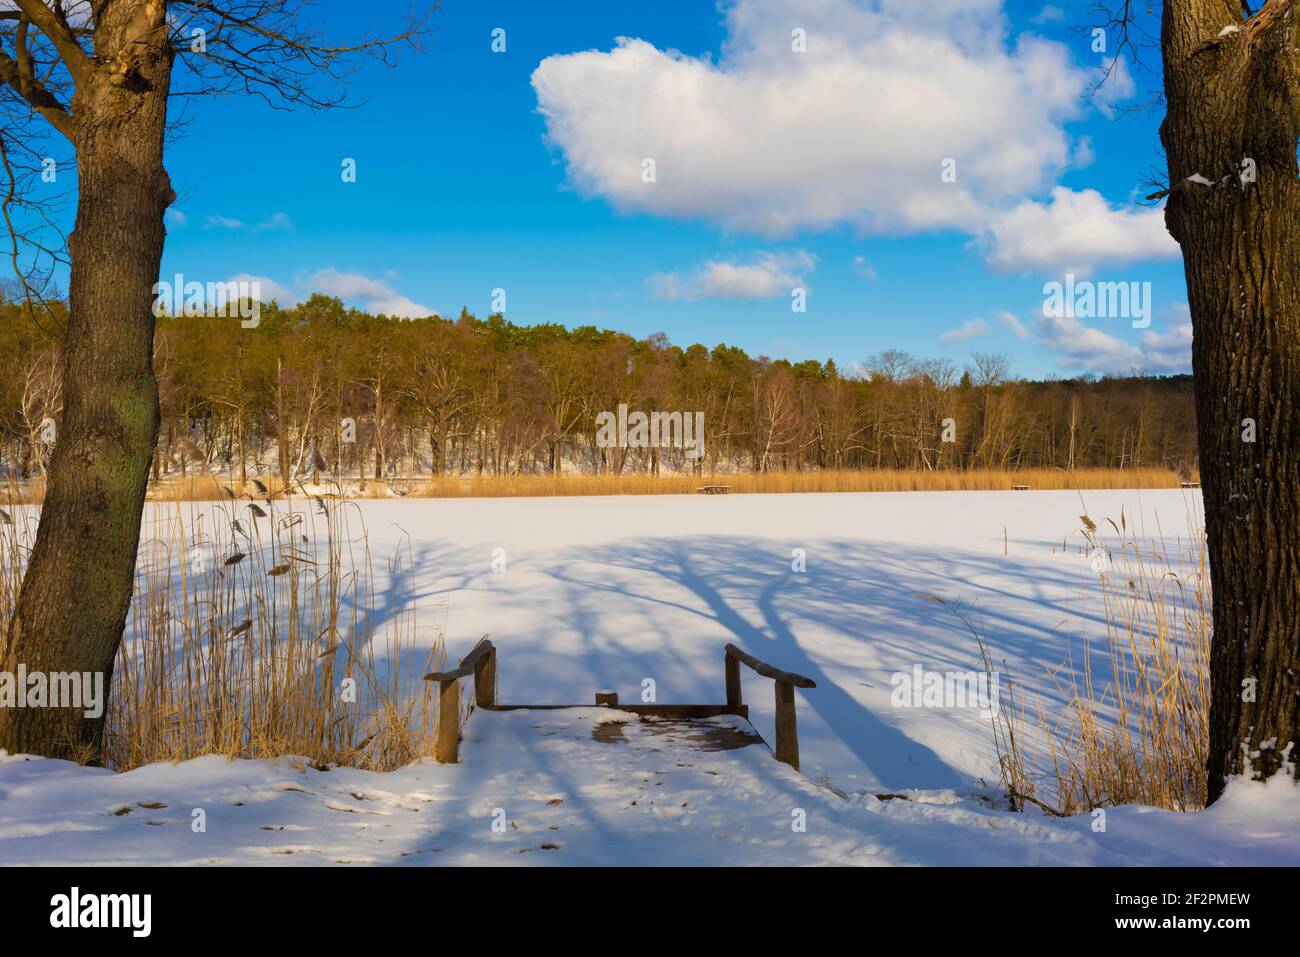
[406,467,1187,498]
[932,504,1210,814]
[2,480,450,771]
[1,467,1195,505]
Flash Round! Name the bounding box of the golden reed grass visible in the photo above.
[415,467,1189,498]
[1043,507,1210,811]
[1,467,1194,505]
[935,502,1210,814]
[1,480,449,771]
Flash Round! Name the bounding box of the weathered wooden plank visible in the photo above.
[725,652,743,707]
[473,645,496,708]
[488,703,749,719]
[436,678,461,763]
[773,680,799,770]
[724,643,816,688]
[423,635,493,682]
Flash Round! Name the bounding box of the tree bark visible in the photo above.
[0,6,173,763]
[1161,0,1300,801]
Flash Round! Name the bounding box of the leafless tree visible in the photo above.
[1094,0,1298,800]
[0,0,431,762]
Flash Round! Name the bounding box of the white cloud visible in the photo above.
[225,269,434,318]
[996,309,1030,339]
[532,1,1090,240]
[1033,305,1193,373]
[304,268,434,318]
[531,1,1168,275]
[203,215,245,230]
[166,209,188,228]
[1030,5,1065,24]
[939,317,990,345]
[980,187,1179,275]
[1138,304,1193,372]
[1034,311,1141,371]
[1069,135,1096,170]
[252,212,294,233]
[648,250,815,301]
[202,211,293,233]
[1091,55,1136,120]
[852,256,878,280]
[230,273,297,306]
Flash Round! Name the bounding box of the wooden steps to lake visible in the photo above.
[425,638,816,771]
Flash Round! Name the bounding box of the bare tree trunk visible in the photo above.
[1162,0,1299,801]
[374,381,385,481]
[275,357,291,490]
[1067,395,1078,472]
[0,10,173,762]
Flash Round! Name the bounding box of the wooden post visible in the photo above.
[725,652,742,709]
[773,680,799,770]
[474,646,497,708]
[437,678,460,763]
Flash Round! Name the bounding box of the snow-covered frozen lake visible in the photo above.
[319,488,1207,793]
[6,487,1298,866]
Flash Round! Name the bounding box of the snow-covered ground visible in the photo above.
[3,489,1298,865]
[3,707,1295,865]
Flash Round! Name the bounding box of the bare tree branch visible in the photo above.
[12,0,88,83]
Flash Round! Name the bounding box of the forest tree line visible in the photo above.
[0,293,1198,483]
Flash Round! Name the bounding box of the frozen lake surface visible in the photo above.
[4,488,1298,865]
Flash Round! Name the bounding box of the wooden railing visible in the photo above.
[422,637,816,771]
[423,636,496,763]
[724,643,816,770]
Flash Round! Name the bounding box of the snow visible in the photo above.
[3,488,1297,865]
[2,707,1294,866]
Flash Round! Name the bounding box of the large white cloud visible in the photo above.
[980,187,1178,274]
[533,2,1083,237]
[531,0,1171,272]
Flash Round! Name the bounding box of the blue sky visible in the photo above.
[157,0,1191,379]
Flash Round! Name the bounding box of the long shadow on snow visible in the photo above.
[543,534,1121,790]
